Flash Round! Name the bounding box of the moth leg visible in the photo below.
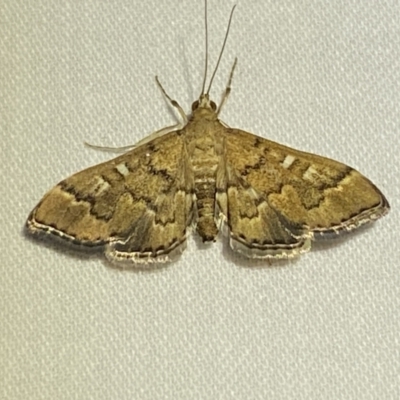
[84,141,137,154]
[217,57,237,115]
[130,124,184,148]
[82,123,183,154]
[219,119,231,129]
[155,76,188,124]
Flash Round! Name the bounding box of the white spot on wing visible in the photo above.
[115,163,130,177]
[91,176,110,195]
[303,166,319,181]
[281,155,295,169]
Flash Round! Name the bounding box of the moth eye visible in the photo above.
[192,101,199,111]
[210,101,217,111]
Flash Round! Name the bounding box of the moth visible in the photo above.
[26,2,389,264]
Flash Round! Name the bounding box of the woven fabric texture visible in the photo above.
[1,1,399,399]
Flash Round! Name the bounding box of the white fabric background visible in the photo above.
[1,1,399,399]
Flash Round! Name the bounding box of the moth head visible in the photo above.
[191,95,217,112]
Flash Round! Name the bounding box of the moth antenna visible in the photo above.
[205,4,236,96]
[199,0,209,96]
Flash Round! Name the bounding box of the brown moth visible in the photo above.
[26,2,389,264]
